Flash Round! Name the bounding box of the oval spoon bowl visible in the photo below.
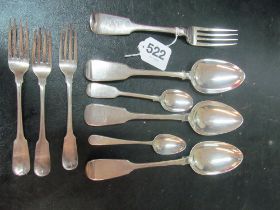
[188,100,243,136]
[188,141,243,175]
[190,59,245,94]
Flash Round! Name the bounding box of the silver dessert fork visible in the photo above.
[90,13,238,47]
[31,28,52,177]
[8,19,30,176]
[59,26,78,170]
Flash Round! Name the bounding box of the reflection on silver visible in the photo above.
[88,134,186,155]
[189,141,243,175]
[85,59,245,94]
[87,83,193,112]
[85,100,243,136]
[85,141,243,181]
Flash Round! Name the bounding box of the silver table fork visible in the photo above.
[90,13,238,47]
[32,28,52,177]
[8,19,30,176]
[59,26,78,170]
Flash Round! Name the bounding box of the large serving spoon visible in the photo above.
[84,100,243,136]
[86,141,243,181]
[89,134,186,155]
[87,83,193,112]
[85,59,245,94]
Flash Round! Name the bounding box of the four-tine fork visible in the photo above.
[8,19,30,176]
[32,28,52,177]
[90,13,239,47]
[59,26,78,170]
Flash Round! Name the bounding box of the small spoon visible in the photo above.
[84,100,243,136]
[86,141,243,181]
[87,83,193,112]
[85,59,245,94]
[89,134,186,155]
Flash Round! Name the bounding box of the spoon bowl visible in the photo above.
[159,89,193,112]
[188,100,243,136]
[189,141,243,175]
[190,59,245,94]
[152,134,186,155]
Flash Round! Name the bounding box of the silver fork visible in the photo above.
[90,13,238,47]
[32,28,52,177]
[8,19,30,176]
[59,26,78,170]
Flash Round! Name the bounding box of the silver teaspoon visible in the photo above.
[86,141,243,181]
[85,59,245,94]
[89,134,186,155]
[84,100,243,136]
[87,83,193,112]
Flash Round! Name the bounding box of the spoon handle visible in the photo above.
[89,135,152,146]
[131,113,188,122]
[119,91,159,101]
[129,68,190,80]
[132,157,189,170]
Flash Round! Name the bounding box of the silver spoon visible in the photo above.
[87,83,193,112]
[86,141,243,181]
[84,100,243,136]
[85,59,245,94]
[89,134,186,155]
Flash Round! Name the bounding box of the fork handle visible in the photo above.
[12,80,30,176]
[133,24,186,36]
[91,13,186,36]
[66,77,74,133]
[15,80,25,139]
[62,77,78,170]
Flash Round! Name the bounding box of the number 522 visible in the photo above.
[146,43,166,60]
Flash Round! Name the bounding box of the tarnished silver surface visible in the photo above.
[85,141,243,181]
[8,19,30,176]
[85,59,245,94]
[32,28,52,177]
[87,83,193,112]
[90,13,238,47]
[84,101,243,136]
[89,134,186,155]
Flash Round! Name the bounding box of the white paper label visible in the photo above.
[138,37,171,71]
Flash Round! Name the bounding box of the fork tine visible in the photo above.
[48,31,52,65]
[64,28,68,60]
[12,19,17,57]
[59,31,63,61]
[196,42,237,47]
[197,32,238,37]
[74,29,77,62]
[42,29,47,63]
[32,30,37,64]
[37,28,42,63]
[69,26,73,60]
[19,19,23,58]
[195,27,238,32]
[197,37,238,41]
[8,19,12,58]
[24,20,29,59]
